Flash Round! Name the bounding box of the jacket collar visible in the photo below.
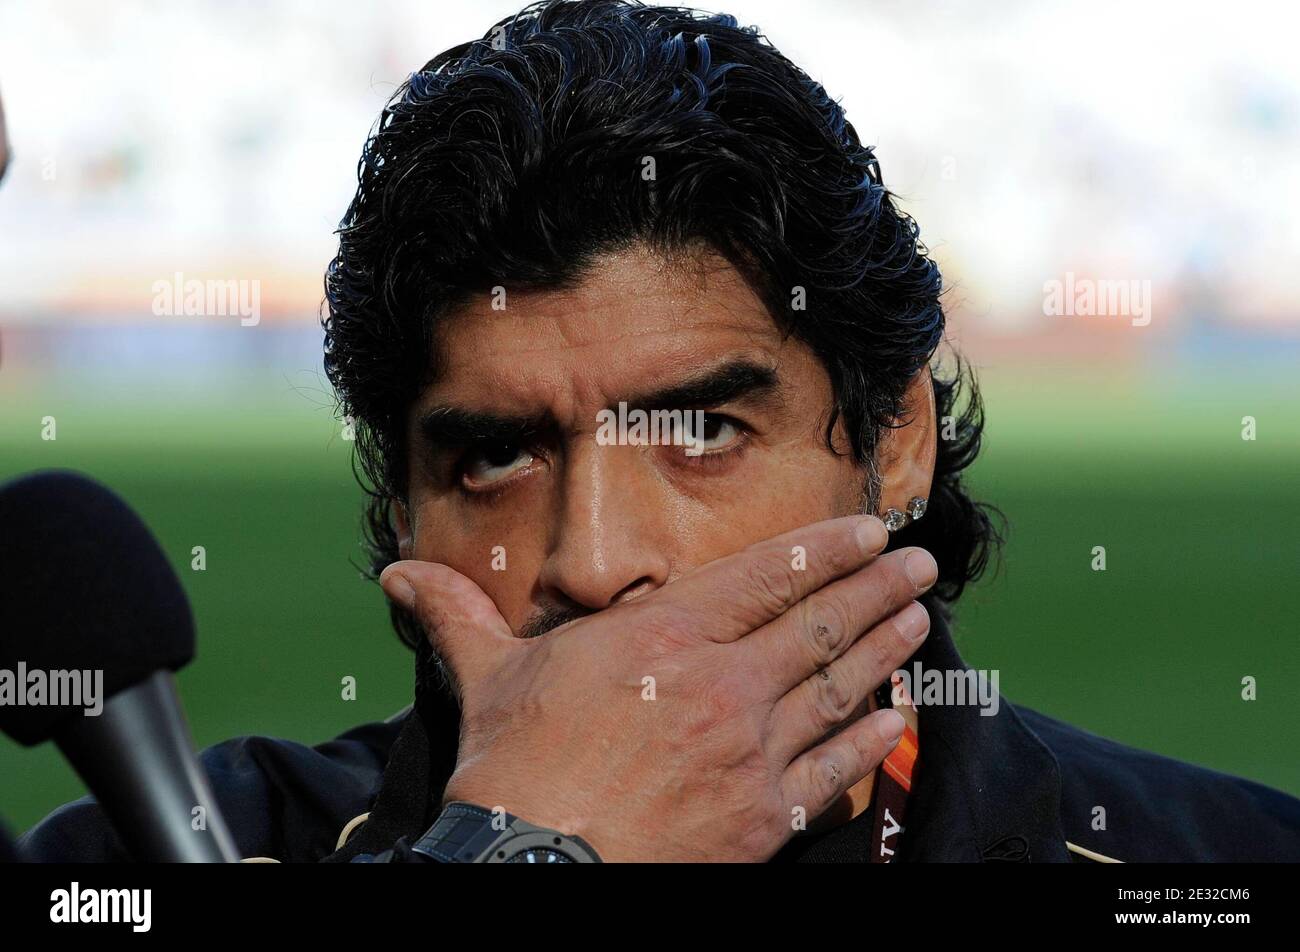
[897,603,1070,862]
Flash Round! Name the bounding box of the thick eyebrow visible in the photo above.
[416,406,552,450]
[415,358,781,450]
[622,358,780,413]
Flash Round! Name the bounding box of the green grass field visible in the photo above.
[2,364,1297,834]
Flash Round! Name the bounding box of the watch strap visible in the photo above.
[411,802,511,863]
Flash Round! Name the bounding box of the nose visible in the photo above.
[536,442,671,611]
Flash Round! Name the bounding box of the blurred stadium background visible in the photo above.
[2,0,1297,832]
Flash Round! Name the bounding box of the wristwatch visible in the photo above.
[410,802,602,863]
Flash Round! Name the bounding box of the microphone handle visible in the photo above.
[56,671,239,862]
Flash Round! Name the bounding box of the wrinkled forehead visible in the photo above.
[422,245,795,416]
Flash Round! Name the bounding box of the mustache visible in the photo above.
[518,602,591,639]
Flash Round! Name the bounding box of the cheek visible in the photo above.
[658,450,866,574]
[407,496,549,632]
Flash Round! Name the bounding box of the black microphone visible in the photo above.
[0,470,238,862]
[0,817,19,863]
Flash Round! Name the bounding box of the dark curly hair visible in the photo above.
[323,0,1002,649]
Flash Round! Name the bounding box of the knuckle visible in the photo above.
[814,531,860,578]
[692,669,751,731]
[799,595,853,667]
[804,751,846,807]
[808,667,856,731]
[742,555,799,617]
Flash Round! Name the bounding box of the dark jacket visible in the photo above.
[20,611,1300,863]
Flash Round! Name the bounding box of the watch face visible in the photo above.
[486,828,598,863]
[505,847,575,863]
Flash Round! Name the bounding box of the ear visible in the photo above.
[875,367,937,516]
[391,498,414,561]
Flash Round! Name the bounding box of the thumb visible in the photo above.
[379,560,515,694]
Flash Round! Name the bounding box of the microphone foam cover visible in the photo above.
[0,470,195,745]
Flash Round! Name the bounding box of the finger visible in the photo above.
[741,546,937,695]
[665,515,889,643]
[778,708,905,824]
[379,560,516,696]
[766,600,929,763]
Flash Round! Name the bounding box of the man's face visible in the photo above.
[399,244,869,636]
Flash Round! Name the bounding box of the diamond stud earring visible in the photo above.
[882,496,928,532]
[882,508,909,532]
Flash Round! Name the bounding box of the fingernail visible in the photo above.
[856,516,887,555]
[379,567,417,610]
[895,601,930,642]
[876,709,905,745]
[904,549,938,591]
